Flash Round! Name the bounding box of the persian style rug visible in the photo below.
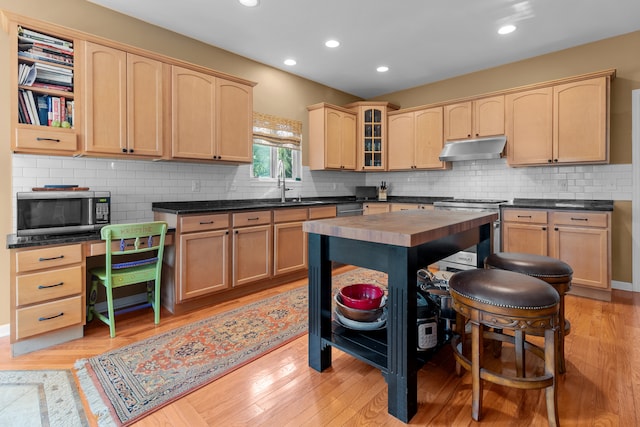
[0,369,89,427]
[75,267,388,426]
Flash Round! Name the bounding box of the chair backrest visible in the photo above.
[101,221,168,275]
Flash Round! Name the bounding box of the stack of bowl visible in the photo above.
[334,284,386,329]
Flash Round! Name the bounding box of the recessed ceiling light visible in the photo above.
[377,66,389,73]
[325,40,340,48]
[238,0,259,7]
[498,24,516,35]
[284,58,297,66]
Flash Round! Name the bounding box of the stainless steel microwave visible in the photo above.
[16,190,111,236]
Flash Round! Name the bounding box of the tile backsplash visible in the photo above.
[10,154,632,230]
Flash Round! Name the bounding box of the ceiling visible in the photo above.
[88,0,640,99]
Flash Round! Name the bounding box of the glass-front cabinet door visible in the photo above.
[345,101,399,171]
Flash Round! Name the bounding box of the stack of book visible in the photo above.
[17,26,74,127]
[18,26,74,91]
[18,90,74,127]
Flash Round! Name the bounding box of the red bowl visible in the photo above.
[339,284,384,310]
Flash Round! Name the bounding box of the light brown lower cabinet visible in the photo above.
[176,213,230,301]
[232,211,272,287]
[156,205,337,311]
[502,208,611,301]
[273,208,308,276]
[363,203,390,215]
[10,243,85,355]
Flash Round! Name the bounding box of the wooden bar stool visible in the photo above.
[485,252,573,373]
[449,269,560,426]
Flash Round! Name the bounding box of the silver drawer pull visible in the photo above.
[39,312,64,321]
[199,221,214,225]
[36,137,61,142]
[571,217,588,221]
[38,282,64,289]
[39,255,65,262]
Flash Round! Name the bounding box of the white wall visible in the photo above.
[11,154,631,228]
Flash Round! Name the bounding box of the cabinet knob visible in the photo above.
[553,159,558,162]
[542,227,547,231]
[548,159,553,163]
[122,148,127,153]
[129,149,134,153]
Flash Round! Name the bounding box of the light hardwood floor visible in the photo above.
[1,268,639,426]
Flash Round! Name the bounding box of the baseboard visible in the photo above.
[612,280,633,292]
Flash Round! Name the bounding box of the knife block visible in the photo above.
[378,188,387,201]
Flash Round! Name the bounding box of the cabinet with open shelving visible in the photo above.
[344,101,399,171]
[4,13,80,155]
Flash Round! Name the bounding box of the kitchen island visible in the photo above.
[303,210,497,422]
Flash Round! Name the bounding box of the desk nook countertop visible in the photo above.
[303,209,498,423]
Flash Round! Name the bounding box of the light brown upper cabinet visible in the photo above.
[344,101,399,171]
[444,95,504,141]
[308,103,357,170]
[83,42,165,158]
[506,75,610,166]
[388,107,448,170]
[554,77,609,164]
[504,87,553,165]
[171,65,253,163]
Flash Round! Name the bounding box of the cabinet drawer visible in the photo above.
[232,210,271,227]
[180,213,229,233]
[15,244,83,273]
[309,205,336,219]
[15,127,78,152]
[390,203,419,211]
[16,265,83,306]
[15,295,83,340]
[274,208,308,223]
[502,209,547,224]
[553,211,608,227]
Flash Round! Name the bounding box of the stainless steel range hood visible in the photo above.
[439,135,507,162]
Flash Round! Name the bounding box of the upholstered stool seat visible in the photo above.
[485,252,573,373]
[449,268,560,426]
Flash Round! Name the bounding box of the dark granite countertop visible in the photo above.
[8,197,612,249]
[7,231,104,249]
[503,198,614,211]
[151,196,449,215]
[6,229,176,250]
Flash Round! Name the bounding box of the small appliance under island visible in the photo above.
[303,210,498,422]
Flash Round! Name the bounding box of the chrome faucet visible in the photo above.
[277,159,290,202]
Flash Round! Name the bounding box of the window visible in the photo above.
[251,112,302,181]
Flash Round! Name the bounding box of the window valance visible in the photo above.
[253,112,302,148]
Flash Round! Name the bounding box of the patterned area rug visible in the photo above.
[75,268,388,426]
[0,370,89,427]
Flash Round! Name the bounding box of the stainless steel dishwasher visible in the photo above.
[336,202,364,217]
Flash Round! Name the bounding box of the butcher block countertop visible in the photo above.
[303,210,498,247]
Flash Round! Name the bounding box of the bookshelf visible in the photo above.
[17,26,74,127]
[4,13,79,154]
